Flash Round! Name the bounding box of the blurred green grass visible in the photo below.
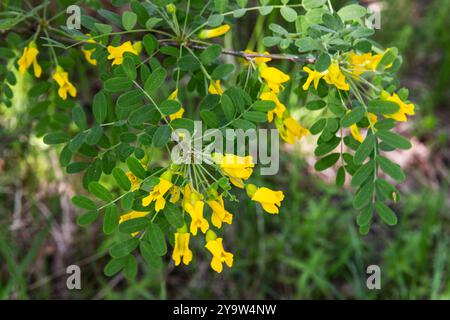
[1,0,450,299]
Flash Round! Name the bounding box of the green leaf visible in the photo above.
[354,134,375,165]
[119,217,150,234]
[76,210,98,227]
[104,257,127,277]
[375,202,398,226]
[93,92,107,123]
[367,100,400,115]
[200,45,222,65]
[140,241,162,269]
[375,179,398,202]
[280,6,298,22]
[207,14,224,27]
[122,56,137,80]
[144,68,167,92]
[357,204,373,227]
[353,181,374,209]
[338,4,367,21]
[221,94,235,121]
[315,136,340,157]
[211,64,234,80]
[72,106,87,130]
[377,156,406,182]
[251,100,275,112]
[302,0,326,10]
[314,153,340,171]
[121,192,134,211]
[72,195,97,210]
[126,157,147,179]
[376,130,412,150]
[306,100,327,111]
[178,54,200,71]
[201,110,220,127]
[88,182,113,202]
[310,119,327,135]
[163,203,184,228]
[315,53,331,72]
[112,168,131,191]
[336,166,346,186]
[103,204,120,235]
[146,223,167,256]
[243,111,267,123]
[341,107,365,127]
[152,125,171,148]
[143,34,158,56]
[104,77,132,92]
[43,132,70,145]
[109,238,139,258]
[160,100,181,116]
[69,132,87,151]
[124,255,138,280]
[122,11,137,31]
[351,160,375,188]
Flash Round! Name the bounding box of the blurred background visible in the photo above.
[0,0,449,299]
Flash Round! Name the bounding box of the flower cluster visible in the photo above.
[118,153,284,273]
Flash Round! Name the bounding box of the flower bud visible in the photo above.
[205,230,217,242]
[166,4,176,14]
[160,170,173,182]
[245,184,257,198]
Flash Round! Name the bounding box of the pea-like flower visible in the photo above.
[198,24,231,39]
[208,80,223,95]
[53,66,77,100]
[260,67,290,94]
[172,231,193,266]
[212,153,254,188]
[167,89,185,121]
[381,91,415,122]
[207,196,233,229]
[276,116,309,144]
[302,66,324,91]
[259,90,287,122]
[246,184,285,214]
[107,41,139,66]
[142,173,173,212]
[205,233,233,273]
[18,42,42,78]
[323,62,350,91]
[350,113,378,143]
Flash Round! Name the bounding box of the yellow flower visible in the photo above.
[167,89,185,121]
[207,196,233,229]
[186,201,209,236]
[302,66,324,91]
[205,237,233,273]
[350,113,378,142]
[212,153,254,188]
[181,184,209,235]
[107,41,138,66]
[142,177,173,212]
[170,185,181,203]
[323,62,350,91]
[172,232,193,266]
[82,48,97,66]
[260,67,290,94]
[259,90,286,122]
[53,66,77,100]
[243,50,272,66]
[347,52,376,76]
[208,80,223,95]
[248,185,285,214]
[119,210,148,236]
[381,91,415,122]
[126,171,140,191]
[198,24,231,39]
[18,42,42,78]
[276,116,309,144]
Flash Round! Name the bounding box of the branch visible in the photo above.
[161,40,316,64]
